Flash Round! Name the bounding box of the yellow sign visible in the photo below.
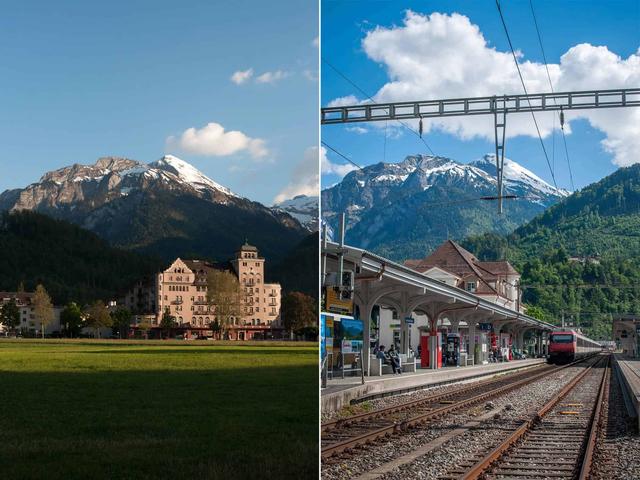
[325,287,353,315]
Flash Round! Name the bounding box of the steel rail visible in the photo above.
[578,356,611,480]
[458,354,609,480]
[321,357,593,460]
[322,363,552,433]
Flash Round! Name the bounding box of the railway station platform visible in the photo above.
[613,354,640,429]
[322,358,545,414]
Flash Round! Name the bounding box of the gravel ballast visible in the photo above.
[322,361,596,480]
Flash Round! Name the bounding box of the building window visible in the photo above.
[466,281,477,292]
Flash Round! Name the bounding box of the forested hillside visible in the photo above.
[0,210,162,304]
[268,232,318,298]
[462,164,640,340]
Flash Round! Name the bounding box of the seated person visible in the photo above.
[387,345,402,374]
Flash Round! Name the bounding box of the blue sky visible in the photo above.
[0,0,318,205]
[321,0,640,192]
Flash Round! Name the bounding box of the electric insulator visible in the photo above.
[560,109,565,128]
[419,117,423,137]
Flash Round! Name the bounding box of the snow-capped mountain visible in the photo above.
[272,195,318,231]
[0,155,307,262]
[321,154,568,261]
[470,154,570,199]
[150,155,236,197]
[1,155,237,213]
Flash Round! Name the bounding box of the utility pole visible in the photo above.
[337,213,346,290]
[321,222,328,287]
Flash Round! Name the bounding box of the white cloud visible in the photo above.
[273,146,320,203]
[230,68,254,85]
[327,95,361,107]
[255,70,290,84]
[303,69,318,82]
[321,146,359,177]
[166,122,268,159]
[346,126,369,135]
[334,11,640,167]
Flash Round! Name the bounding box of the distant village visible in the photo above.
[0,242,300,341]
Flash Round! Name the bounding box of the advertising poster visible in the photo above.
[320,313,334,359]
[339,317,363,353]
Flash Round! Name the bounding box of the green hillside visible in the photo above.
[462,164,640,340]
[0,210,162,305]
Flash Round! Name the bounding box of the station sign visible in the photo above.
[325,287,353,315]
[404,317,415,325]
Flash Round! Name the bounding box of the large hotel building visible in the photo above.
[152,242,282,340]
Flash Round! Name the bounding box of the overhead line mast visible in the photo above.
[495,0,557,213]
[528,0,576,191]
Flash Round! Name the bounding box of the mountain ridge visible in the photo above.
[321,153,568,261]
[0,155,308,263]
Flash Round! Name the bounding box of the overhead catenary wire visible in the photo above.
[321,140,364,171]
[495,0,558,190]
[322,57,437,156]
[320,146,534,208]
[528,0,575,191]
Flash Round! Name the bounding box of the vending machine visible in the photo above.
[446,333,460,366]
[421,332,442,369]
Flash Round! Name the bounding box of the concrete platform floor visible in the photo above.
[322,358,546,414]
[614,354,640,428]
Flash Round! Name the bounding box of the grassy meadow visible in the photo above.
[0,339,318,479]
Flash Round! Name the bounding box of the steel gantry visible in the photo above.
[321,87,640,213]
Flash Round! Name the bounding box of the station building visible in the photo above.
[613,315,640,357]
[378,241,528,361]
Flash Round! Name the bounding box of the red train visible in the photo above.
[548,329,602,364]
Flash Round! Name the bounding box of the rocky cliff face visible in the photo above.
[0,155,307,262]
[272,195,318,232]
[321,153,568,261]
[2,155,237,215]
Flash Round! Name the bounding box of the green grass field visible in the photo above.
[0,340,318,479]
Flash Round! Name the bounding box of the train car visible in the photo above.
[548,329,602,364]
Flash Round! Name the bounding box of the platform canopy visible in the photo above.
[323,241,555,372]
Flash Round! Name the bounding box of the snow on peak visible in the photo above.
[150,155,236,196]
[473,154,569,197]
[272,194,318,230]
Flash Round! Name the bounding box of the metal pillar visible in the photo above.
[399,292,411,356]
[357,282,375,376]
[494,97,507,214]
[468,321,476,366]
[400,313,411,356]
[450,318,460,333]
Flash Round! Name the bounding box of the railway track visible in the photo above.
[440,354,609,480]
[322,360,588,461]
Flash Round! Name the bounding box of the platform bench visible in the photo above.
[369,355,396,376]
[399,354,417,373]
